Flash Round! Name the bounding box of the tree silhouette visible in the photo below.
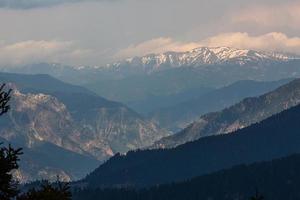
[0,83,22,200]
[17,181,72,200]
[0,143,23,200]
[250,190,264,200]
[0,84,12,116]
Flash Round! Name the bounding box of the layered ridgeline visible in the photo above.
[80,103,300,187]
[0,72,168,182]
[4,47,300,106]
[154,78,300,148]
[86,47,300,104]
[149,79,292,131]
[74,154,300,200]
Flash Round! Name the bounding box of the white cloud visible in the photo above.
[116,32,300,59]
[2,32,300,67]
[201,32,300,54]
[0,40,91,66]
[115,38,201,58]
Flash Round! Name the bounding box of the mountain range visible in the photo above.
[86,48,300,103]
[80,102,300,187]
[3,47,300,105]
[0,72,168,182]
[108,47,298,74]
[2,47,300,185]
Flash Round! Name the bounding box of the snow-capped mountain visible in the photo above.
[4,47,299,80]
[4,47,300,104]
[109,47,299,73]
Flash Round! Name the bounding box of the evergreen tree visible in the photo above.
[250,190,264,200]
[0,84,12,116]
[0,83,22,200]
[0,143,23,200]
[17,181,72,200]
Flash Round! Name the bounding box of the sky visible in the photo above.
[0,0,299,67]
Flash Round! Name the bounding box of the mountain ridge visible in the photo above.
[73,153,300,200]
[108,47,300,74]
[80,103,300,187]
[149,79,292,131]
[0,72,169,181]
[154,78,300,148]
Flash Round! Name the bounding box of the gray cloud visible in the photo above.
[0,0,107,9]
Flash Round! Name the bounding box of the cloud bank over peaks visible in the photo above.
[0,40,91,66]
[116,32,300,59]
[1,32,300,67]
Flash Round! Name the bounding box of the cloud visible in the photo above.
[115,38,202,58]
[0,40,91,66]
[231,3,300,31]
[0,0,110,9]
[2,32,300,67]
[116,32,300,59]
[201,32,300,54]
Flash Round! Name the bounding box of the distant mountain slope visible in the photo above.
[0,72,86,91]
[81,104,300,187]
[154,78,300,148]
[4,47,300,104]
[126,86,213,115]
[73,154,300,200]
[149,79,292,131]
[86,59,300,103]
[0,72,168,181]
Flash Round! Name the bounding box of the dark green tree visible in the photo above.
[0,83,23,200]
[250,190,264,200]
[0,84,12,116]
[17,181,72,200]
[0,144,23,200]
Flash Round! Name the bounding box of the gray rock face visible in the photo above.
[0,73,168,182]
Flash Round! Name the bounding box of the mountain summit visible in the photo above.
[109,47,299,73]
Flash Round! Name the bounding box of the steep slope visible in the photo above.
[150,79,292,131]
[1,72,168,154]
[73,154,300,200]
[0,90,104,181]
[154,78,300,148]
[0,73,168,181]
[81,104,300,187]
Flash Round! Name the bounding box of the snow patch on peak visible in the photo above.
[108,47,300,74]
